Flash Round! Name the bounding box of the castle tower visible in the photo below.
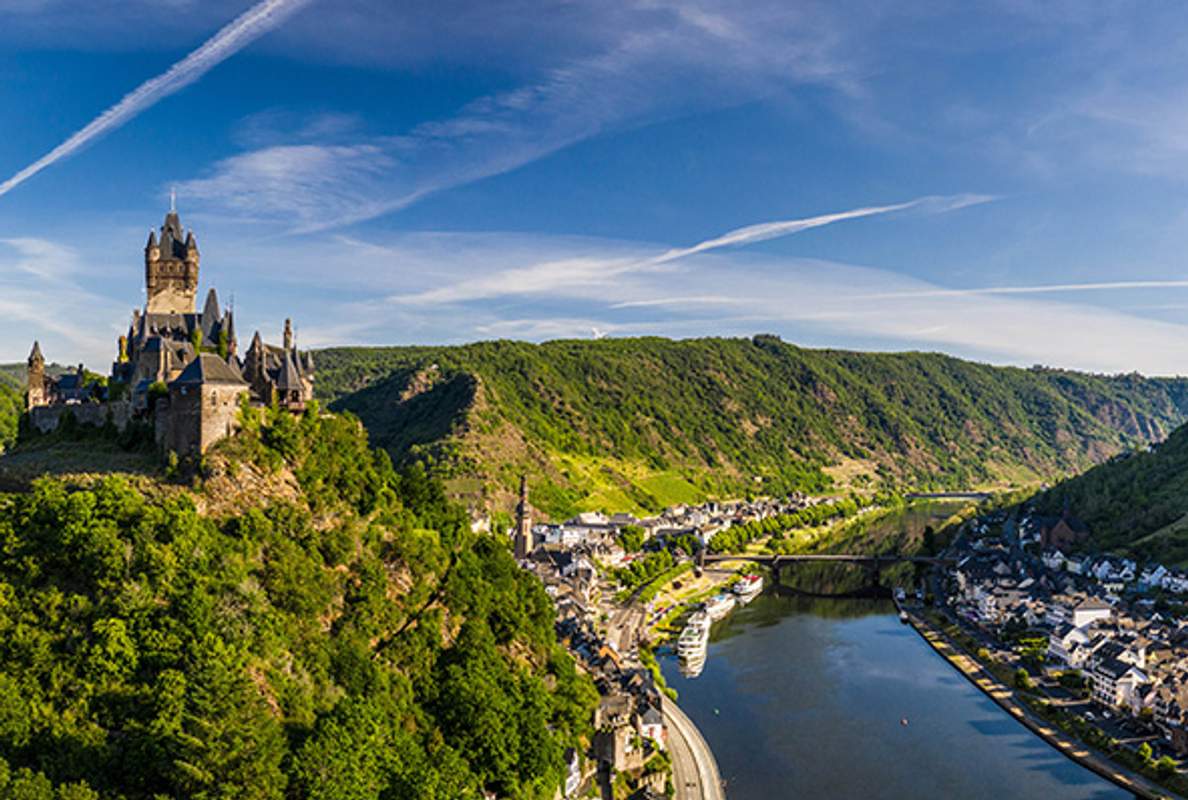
[144,207,199,315]
[514,475,533,560]
[26,341,45,410]
[283,318,293,351]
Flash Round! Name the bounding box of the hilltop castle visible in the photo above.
[26,205,315,456]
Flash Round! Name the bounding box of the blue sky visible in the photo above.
[4,1,1188,374]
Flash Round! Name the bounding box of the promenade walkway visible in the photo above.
[663,695,725,800]
[906,609,1177,800]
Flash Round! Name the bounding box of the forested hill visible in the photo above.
[312,335,1188,518]
[1037,424,1188,565]
[0,409,596,799]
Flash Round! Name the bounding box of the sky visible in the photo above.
[4,2,1188,375]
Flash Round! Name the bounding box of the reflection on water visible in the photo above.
[660,592,1129,800]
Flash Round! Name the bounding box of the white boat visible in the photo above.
[704,593,737,621]
[679,655,706,678]
[677,623,710,660]
[732,574,764,603]
[687,609,711,629]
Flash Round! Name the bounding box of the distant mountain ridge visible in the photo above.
[311,336,1188,518]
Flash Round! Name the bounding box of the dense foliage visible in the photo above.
[707,497,862,553]
[1036,423,1188,564]
[0,409,596,799]
[312,337,1188,518]
[0,383,19,452]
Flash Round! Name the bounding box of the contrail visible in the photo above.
[0,0,313,199]
[646,193,995,267]
[864,279,1188,300]
[393,193,993,306]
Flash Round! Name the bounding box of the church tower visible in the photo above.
[514,475,533,560]
[144,201,199,315]
[26,341,45,410]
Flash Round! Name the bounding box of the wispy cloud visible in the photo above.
[391,194,991,305]
[0,239,127,364]
[866,279,1188,299]
[0,0,312,199]
[175,2,860,232]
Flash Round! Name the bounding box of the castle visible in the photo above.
[26,205,315,456]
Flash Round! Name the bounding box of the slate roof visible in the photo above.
[171,353,248,386]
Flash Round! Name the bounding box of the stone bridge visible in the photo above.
[698,551,955,583]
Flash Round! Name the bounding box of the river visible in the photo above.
[659,502,1129,799]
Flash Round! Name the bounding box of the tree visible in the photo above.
[1155,755,1178,779]
[1138,741,1153,765]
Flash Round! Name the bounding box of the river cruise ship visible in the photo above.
[704,592,737,621]
[732,574,764,603]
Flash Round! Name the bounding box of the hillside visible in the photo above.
[1035,424,1188,565]
[312,335,1188,519]
[0,362,70,454]
[0,383,18,453]
[0,409,596,799]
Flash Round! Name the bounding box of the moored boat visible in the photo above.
[704,592,737,621]
[732,574,764,603]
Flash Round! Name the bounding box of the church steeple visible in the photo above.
[514,475,533,560]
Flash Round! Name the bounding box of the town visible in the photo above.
[506,486,825,799]
[937,504,1188,786]
[511,480,1188,799]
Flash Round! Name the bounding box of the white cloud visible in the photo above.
[174,2,860,232]
[0,239,127,366]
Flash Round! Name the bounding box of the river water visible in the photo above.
[660,594,1127,799]
[659,503,1128,799]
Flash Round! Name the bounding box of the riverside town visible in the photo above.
[7,3,1188,800]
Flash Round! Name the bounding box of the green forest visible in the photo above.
[1037,423,1188,565]
[0,383,19,453]
[0,406,597,799]
[311,335,1188,518]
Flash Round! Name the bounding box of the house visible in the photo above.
[1071,597,1113,629]
[1040,512,1091,550]
[1091,657,1149,711]
[639,705,666,749]
[1048,623,1094,667]
[1042,550,1066,571]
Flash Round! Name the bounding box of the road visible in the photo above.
[664,695,725,800]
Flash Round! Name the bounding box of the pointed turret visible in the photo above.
[201,288,220,341]
[277,350,301,392]
[26,341,46,411]
[224,311,237,359]
[162,210,183,242]
[146,205,200,314]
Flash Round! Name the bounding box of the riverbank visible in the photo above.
[904,606,1178,800]
[664,695,725,800]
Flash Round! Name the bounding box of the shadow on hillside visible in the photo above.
[329,368,476,463]
[0,441,160,491]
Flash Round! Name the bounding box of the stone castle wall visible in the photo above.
[29,401,133,434]
[165,384,244,457]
